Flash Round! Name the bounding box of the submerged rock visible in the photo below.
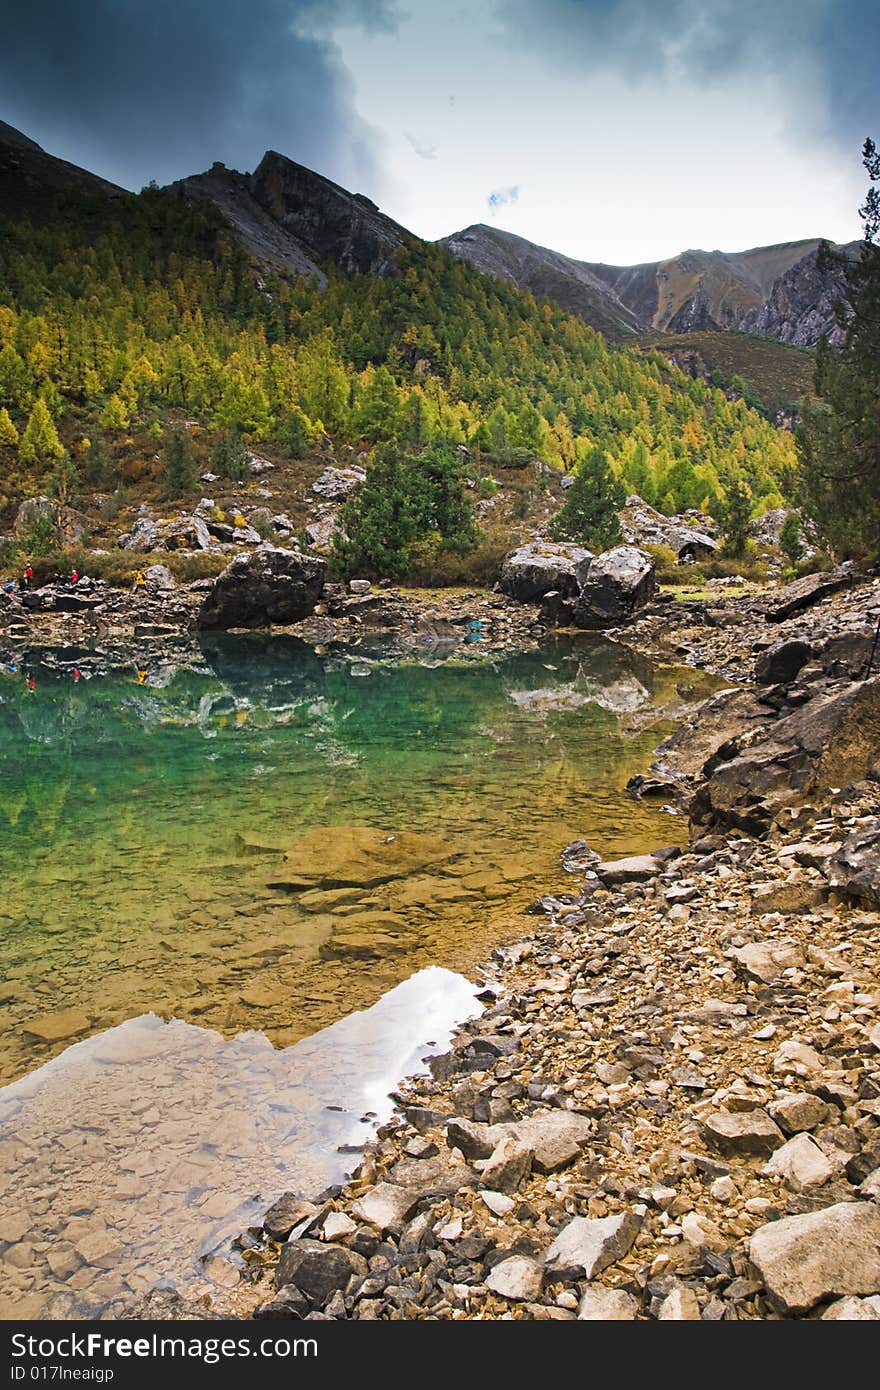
[270,825,456,890]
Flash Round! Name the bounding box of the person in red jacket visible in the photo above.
[70,569,79,585]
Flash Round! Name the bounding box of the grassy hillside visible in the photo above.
[638,330,816,418]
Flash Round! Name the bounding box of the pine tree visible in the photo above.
[333,445,421,578]
[163,425,196,498]
[0,406,18,446]
[796,138,880,557]
[779,512,805,566]
[212,429,250,481]
[275,408,311,459]
[18,398,65,466]
[549,445,624,550]
[48,451,79,506]
[82,432,112,489]
[100,393,130,432]
[718,478,752,558]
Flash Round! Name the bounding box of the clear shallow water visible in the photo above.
[0,632,718,1087]
[0,968,480,1317]
[0,631,720,1315]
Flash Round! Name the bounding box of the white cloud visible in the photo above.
[328,0,866,262]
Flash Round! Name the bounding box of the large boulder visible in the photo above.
[500,541,592,602]
[118,516,161,551]
[571,546,656,629]
[690,676,880,836]
[197,547,325,630]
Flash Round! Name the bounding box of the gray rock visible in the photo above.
[119,517,161,552]
[577,1284,640,1320]
[143,564,175,589]
[619,496,718,562]
[657,1286,702,1320]
[763,1134,834,1191]
[749,1202,880,1314]
[754,640,814,684]
[387,1150,478,1197]
[702,1109,785,1157]
[500,541,592,602]
[275,1238,368,1303]
[768,1092,831,1136]
[14,495,55,537]
[765,568,857,623]
[447,1112,591,1174]
[544,1211,641,1280]
[350,1183,421,1235]
[198,547,325,629]
[312,466,364,500]
[595,853,662,884]
[827,819,880,907]
[732,940,806,981]
[821,1296,880,1320]
[349,579,372,595]
[480,1134,533,1193]
[262,1194,319,1242]
[571,545,656,629]
[690,677,880,836]
[486,1255,544,1301]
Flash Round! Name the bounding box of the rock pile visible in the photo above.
[224,770,880,1321]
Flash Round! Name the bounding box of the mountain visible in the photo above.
[442,224,858,347]
[172,150,416,282]
[439,224,642,339]
[0,121,127,221]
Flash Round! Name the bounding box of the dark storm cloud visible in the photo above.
[0,1,400,192]
[495,0,879,152]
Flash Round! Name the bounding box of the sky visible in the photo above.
[0,0,877,263]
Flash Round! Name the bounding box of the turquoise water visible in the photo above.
[0,632,717,1087]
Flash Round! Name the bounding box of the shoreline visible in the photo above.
[126,567,880,1321]
[4,566,880,1321]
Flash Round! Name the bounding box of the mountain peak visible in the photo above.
[0,120,43,153]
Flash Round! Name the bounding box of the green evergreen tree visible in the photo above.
[796,138,880,557]
[212,429,250,481]
[417,444,478,552]
[163,425,196,498]
[275,408,311,459]
[333,445,421,578]
[718,478,752,558]
[549,445,624,549]
[82,432,112,489]
[779,511,805,566]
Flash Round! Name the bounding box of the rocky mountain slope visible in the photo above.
[0,119,853,351]
[440,224,642,340]
[0,121,128,221]
[173,150,416,281]
[442,224,859,347]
